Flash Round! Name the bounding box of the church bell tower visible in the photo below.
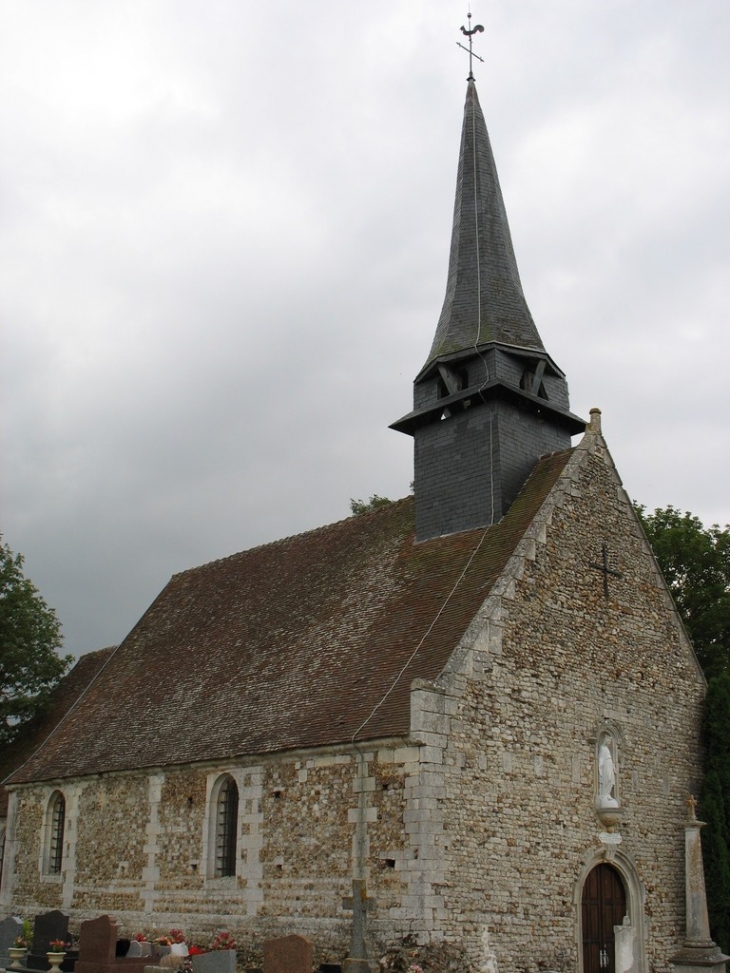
[392,52,584,542]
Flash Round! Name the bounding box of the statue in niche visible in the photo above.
[598,733,619,807]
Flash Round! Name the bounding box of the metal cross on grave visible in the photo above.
[589,543,623,598]
[456,11,485,80]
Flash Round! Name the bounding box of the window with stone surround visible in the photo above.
[212,774,239,878]
[44,791,65,875]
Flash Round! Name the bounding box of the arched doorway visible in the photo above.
[582,863,627,973]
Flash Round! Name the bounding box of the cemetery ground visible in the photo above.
[0,911,481,973]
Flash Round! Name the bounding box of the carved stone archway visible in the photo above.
[575,847,647,973]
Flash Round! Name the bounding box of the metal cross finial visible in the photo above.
[457,11,485,81]
[589,544,623,599]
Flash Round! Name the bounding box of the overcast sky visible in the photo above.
[2,0,728,659]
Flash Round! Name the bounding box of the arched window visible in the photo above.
[45,791,66,875]
[214,775,239,878]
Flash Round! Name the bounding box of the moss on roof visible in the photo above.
[8,449,573,785]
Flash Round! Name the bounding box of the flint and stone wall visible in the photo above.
[407,425,705,972]
[1,427,705,973]
[3,744,422,967]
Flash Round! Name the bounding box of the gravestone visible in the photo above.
[75,916,149,973]
[191,951,237,973]
[127,943,143,958]
[26,911,70,971]
[76,915,117,970]
[0,917,24,970]
[31,910,68,954]
[263,935,313,973]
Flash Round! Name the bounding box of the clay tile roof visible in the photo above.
[1,647,115,812]
[7,449,573,785]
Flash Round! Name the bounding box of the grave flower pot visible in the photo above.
[47,951,66,973]
[8,947,27,970]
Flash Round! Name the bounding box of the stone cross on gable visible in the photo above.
[589,543,623,598]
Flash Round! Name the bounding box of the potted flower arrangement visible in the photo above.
[169,930,189,959]
[149,934,172,958]
[197,931,237,973]
[47,939,69,973]
[7,937,28,971]
[209,931,236,952]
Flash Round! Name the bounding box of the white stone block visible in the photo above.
[394,747,421,764]
[310,754,336,768]
[347,807,377,823]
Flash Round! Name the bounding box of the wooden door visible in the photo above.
[582,863,626,973]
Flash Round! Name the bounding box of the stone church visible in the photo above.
[0,70,708,973]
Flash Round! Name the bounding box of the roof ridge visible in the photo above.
[170,495,415,580]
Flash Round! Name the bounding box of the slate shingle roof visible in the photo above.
[425,81,544,369]
[7,449,573,786]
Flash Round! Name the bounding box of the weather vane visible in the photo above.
[457,11,484,80]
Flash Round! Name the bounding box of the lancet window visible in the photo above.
[214,775,239,878]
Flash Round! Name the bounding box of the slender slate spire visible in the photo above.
[425,80,544,368]
[391,62,584,543]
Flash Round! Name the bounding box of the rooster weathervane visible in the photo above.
[457,11,485,80]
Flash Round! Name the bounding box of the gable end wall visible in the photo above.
[407,427,705,972]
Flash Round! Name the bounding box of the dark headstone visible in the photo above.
[263,935,313,973]
[32,911,69,954]
[26,912,70,971]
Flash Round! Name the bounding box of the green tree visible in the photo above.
[350,494,394,516]
[636,505,730,941]
[699,673,730,953]
[635,505,730,677]
[0,536,71,747]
